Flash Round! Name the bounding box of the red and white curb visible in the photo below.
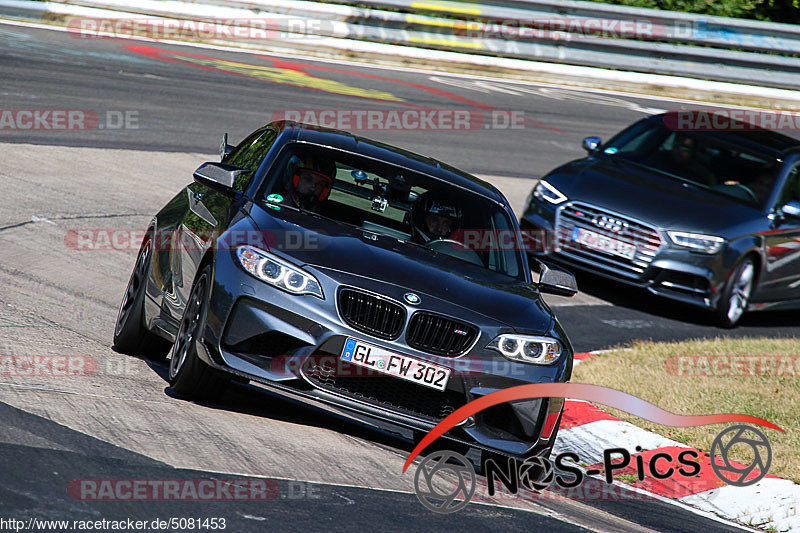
[558,351,800,532]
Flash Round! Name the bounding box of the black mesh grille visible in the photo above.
[303,355,466,421]
[406,312,478,356]
[337,289,406,340]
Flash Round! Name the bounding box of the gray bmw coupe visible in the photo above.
[114,121,577,461]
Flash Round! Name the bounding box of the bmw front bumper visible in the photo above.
[191,247,572,459]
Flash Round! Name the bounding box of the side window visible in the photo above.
[617,126,663,156]
[603,120,666,159]
[778,166,800,208]
[226,127,278,192]
[224,129,262,165]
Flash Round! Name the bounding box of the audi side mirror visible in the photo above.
[582,136,602,154]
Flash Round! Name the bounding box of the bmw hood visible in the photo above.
[545,157,763,235]
[246,204,553,333]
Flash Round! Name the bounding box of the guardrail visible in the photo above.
[323,0,800,55]
[8,0,800,89]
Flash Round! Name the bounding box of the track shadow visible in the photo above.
[148,359,418,457]
[569,268,800,329]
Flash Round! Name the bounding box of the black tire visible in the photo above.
[168,265,229,400]
[113,237,171,359]
[715,257,756,328]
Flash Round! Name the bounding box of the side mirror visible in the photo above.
[219,133,234,161]
[193,162,249,190]
[582,136,602,154]
[532,259,578,297]
[781,200,800,219]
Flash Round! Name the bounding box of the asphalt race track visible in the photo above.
[0,21,795,532]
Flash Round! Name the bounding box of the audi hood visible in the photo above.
[543,157,765,236]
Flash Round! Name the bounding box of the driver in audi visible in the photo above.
[411,192,463,244]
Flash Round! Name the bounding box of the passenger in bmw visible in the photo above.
[283,153,336,211]
[410,192,463,243]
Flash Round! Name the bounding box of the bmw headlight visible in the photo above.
[666,231,725,254]
[236,245,324,298]
[487,335,562,365]
[533,180,568,205]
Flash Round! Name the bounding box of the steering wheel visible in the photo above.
[715,182,758,203]
[424,238,484,266]
[739,184,759,203]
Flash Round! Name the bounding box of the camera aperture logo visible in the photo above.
[414,451,476,513]
[710,425,772,487]
[405,383,781,513]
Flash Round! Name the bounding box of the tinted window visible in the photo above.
[602,120,779,207]
[778,166,800,208]
[225,127,278,192]
[260,143,523,280]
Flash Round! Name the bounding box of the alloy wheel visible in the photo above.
[169,275,207,380]
[115,240,151,336]
[726,262,754,324]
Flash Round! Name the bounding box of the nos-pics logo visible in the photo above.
[413,424,773,514]
[403,384,780,514]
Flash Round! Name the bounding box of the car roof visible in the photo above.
[649,113,800,159]
[268,121,508,205]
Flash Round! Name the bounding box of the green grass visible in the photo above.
[571,338,800,482]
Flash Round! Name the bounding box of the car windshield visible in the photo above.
[600,119,779,208]
[259,142,524,280]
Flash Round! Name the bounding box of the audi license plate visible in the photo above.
[341,338,451,391]
[571,227,636,260]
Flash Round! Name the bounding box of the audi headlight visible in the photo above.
[667,231,725,254]
[236,245,323,298]
[487,335,562,365]
[533,180,568,205]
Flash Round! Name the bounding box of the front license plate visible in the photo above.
[341,338,451,392]
[571,227,636,260]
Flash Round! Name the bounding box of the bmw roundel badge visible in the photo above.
[404,293,421,305]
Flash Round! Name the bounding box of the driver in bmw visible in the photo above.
[281,154,336,212]
[411,192,463,244]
